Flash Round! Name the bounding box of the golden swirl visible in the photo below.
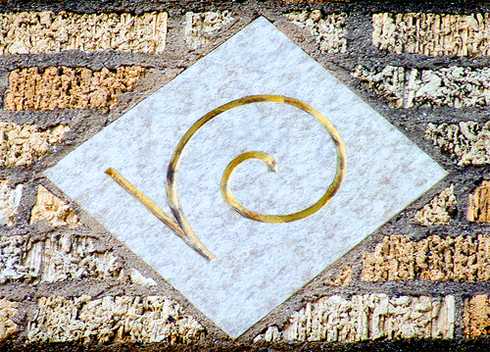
[106,95,346,260]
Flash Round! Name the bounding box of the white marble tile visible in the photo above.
[45,17,446,337]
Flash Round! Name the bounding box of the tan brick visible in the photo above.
[129,269,157,288]
[373,13,490,57]
[415,185,457,226]
[4,66,146,111]
[184,11,235,50]
[468,181,490,222]
[27,295,205,344]
[363,235,415,281]
[285,10,347,53]
[254,294,454,343]
[477,235,490,281]
[0,233,122,284]
[30,186,79,228]
[426,121,490,166]
[0,299,17,341]
[0,11,167,55]
[464,295,490,338]
[353,65,490,109]
[361,235,489,282]
[324,265,352,287]
[0,122,68,168]
[0,181,23,226]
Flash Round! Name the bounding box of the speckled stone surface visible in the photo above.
[45,17,447,337]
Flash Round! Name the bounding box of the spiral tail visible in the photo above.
[107,95,345,262]
[105,168,215,260]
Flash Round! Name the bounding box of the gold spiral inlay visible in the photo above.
[106,95,346,260]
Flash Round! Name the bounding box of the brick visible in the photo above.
[0,299,17,341]
[468,181,490,222]
[415,185,457,226]
[129,269,157,288]
[27,295,205,344]
[362,235,415,281]
[0,233,122,284]
[30,186,78,228]
[324,265,352,287]
[285,10,347,53]
[464,295,490,338]
[0,122,68,168]
[254,294,454,343]
[0,181,23,226]
[373,13,490,57]
[352,65,490,109]
[0,11,167,55]
[184,11,235,50]
[4,66,146,111]
[361,235,490,282]
[426,121,490,166]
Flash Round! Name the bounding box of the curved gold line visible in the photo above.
[167,94,346,228]
[106,95,346,261]
[220,151,277,220]
[105,168,215,260]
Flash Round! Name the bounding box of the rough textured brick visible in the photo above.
[353,65,490,109]
[285,10,347,53]
[426,121,490,166]
[4,66,146,111]
[184,11,235,50]
[30,186,79,228]
[464,295,490,338]
[468,181,490,222]
[415,185,457,226]
[27,295,205,344]
[254,295,455,343]
[0,299,17,341]
[0,11,167,55]
[373,13,490,57]
[0,233,122,284]
[324,265,352,287]
[0,181,23,226]
[129,269,157,288]
[0,122,68,168]
[361,235,490,282]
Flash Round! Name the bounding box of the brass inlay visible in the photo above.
[105,95,346,261]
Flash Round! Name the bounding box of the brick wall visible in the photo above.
[0,1,488,351]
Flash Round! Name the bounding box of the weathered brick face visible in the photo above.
[468,181,490,223]
[30,186,79,228]
[373,13,490,57]
[464,295,490,338]
[415,185,457,226]
[0,180,22,226]
[362,235,490,282]
[27,296,205,344]
[0,299,17,341]
[184,11,235,50]
[255,295,455,343]
[285,10,347,53]
[0,122,69,167]
[5,66,146,111]
[0,11,167,55]
[0,233,122,284]
[353,65,490,109]
[426,122,490,166]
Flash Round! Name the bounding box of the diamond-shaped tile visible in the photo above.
[45,17,446,337]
